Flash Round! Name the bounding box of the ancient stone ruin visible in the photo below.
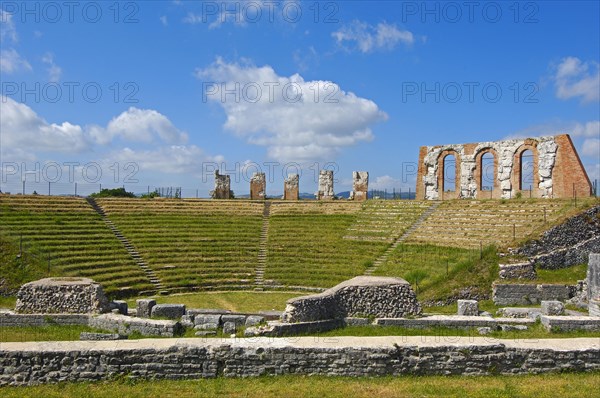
[416,134,592,200]
[211,170,232,199]
[316,170,334,200]
[283,174,299,200]
[281,276,422,323]
[589,253,600,317]
[349,171,369,201]
[250,172,266,200]
[15,277,110,314]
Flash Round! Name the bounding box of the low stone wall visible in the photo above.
[88,314,183,337]
[532,236,600,270]
[0,312,90,327]
[540,315,600,332]
[1,337,598,385]
[493,283,574,305]
[375,315,534,329]
[282,276,421,323]
[498,263,536,280]
[15,278,110,314]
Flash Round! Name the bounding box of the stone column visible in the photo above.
[350,171,368,201]
[250,172,266,200]
[316,170,334,200]
[283,174,299,200]
[211,170,231,199]
[588,253,600,317]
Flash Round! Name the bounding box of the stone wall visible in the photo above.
[88,314,184,337]
[349,171,368,201]
[589,254,600,301]
[282,276,422,323]
[316,170,334,200]
[517,206,600,269]
[416,134,592,200]
[0,311,90,327]
[211,170,232,199]
[250,172,266,200]
[283,174,299,200]
[14,278,110,314]
[492,283,575,305]
[1,337,598,385]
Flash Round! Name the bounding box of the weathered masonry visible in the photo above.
[250,172,266,200]
[416,134,592,200]
[283,174,299,200]
[211,170,232,199]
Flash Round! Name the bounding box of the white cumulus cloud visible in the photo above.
[90,107,189,145]
[332,21,414,53]
[552,57,600,102]
[582,138,600,157]
[0,95,89,153]
[41,53,62,82]
[196,57,387,161]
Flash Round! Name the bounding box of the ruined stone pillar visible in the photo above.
[350,171,369,201]
[283,174,299,200]
[211,170,231,199]
[589,253,600,317]
[316,170,334,200]
[250,172,266,200]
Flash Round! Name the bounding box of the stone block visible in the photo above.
[194,323,219,331]
[187,308,230,316]
[344,317,372,326]
[222,314,246,326]
[223,321,237,334]
[15,277,110,314]
[245,315,265,327]
[111,300,128,315]
[79,332,127,341]
[136,299,156,318]
[180,315,194,328]
[349,171,368,201]
[589,299,600,317]
[457,300,479,316]
[541,300,565,316]
[194,314,222,326]
[211,170,232,199]
[195,330,217,337]
[151,304,186,320]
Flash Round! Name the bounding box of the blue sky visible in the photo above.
[1,0,598,196]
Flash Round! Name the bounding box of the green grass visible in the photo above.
[1,373,599,398]
[0,295,17,309]
[536,264,588,284]
[311,322,600,339]
[0,325,97,342]
[265,214,388,287]
[126,291,302,313]
[374,244,499,303]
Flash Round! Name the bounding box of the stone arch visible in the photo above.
[475,148,499,199]
[512,140,540,198]
[437,149,461,199]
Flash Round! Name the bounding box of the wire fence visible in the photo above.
[0,180,597,200]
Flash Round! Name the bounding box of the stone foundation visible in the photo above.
[14,278,110,314]
[282,276,422,323]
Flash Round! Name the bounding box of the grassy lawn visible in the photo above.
[1,373,599,398]
[126,291,303,313]
[0,325,97,342]
[536,264,588,284]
